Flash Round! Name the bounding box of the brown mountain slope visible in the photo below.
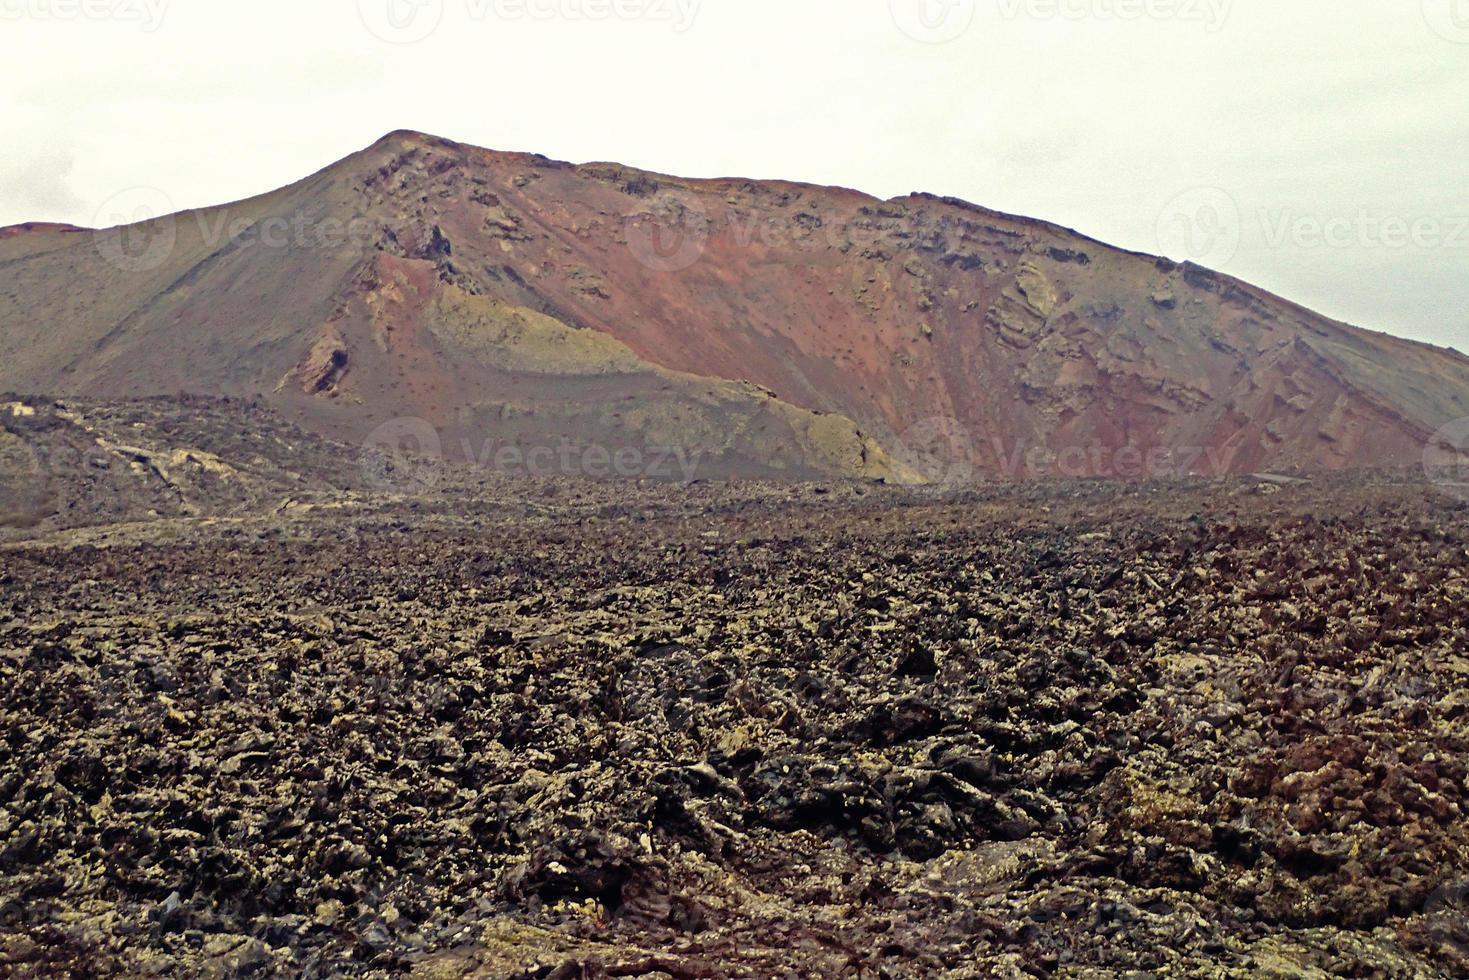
[2,129,1467,482]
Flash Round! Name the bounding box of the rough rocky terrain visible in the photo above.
[2,399,1468,977]
[0,395,361,532]
[4,130,1469,481]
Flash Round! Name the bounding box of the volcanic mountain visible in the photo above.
[3,129,1468,482]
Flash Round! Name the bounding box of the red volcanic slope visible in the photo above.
[0,222,87,239]
[2,130,1467,482]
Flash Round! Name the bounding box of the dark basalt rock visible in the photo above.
[1,461,1466,976]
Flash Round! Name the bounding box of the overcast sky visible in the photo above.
[3,0,1466,350]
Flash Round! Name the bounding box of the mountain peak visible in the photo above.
[3,139,1467,482]
[372,127,443,148]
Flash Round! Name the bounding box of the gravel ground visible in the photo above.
[2,471,1468,977]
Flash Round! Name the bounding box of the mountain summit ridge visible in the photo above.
[3,129,1467,482]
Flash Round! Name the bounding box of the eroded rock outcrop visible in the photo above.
[3,130,1467,481]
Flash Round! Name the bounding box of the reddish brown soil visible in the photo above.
[2,131,1468,481]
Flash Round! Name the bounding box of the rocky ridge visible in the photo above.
[3,131,1468,481]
